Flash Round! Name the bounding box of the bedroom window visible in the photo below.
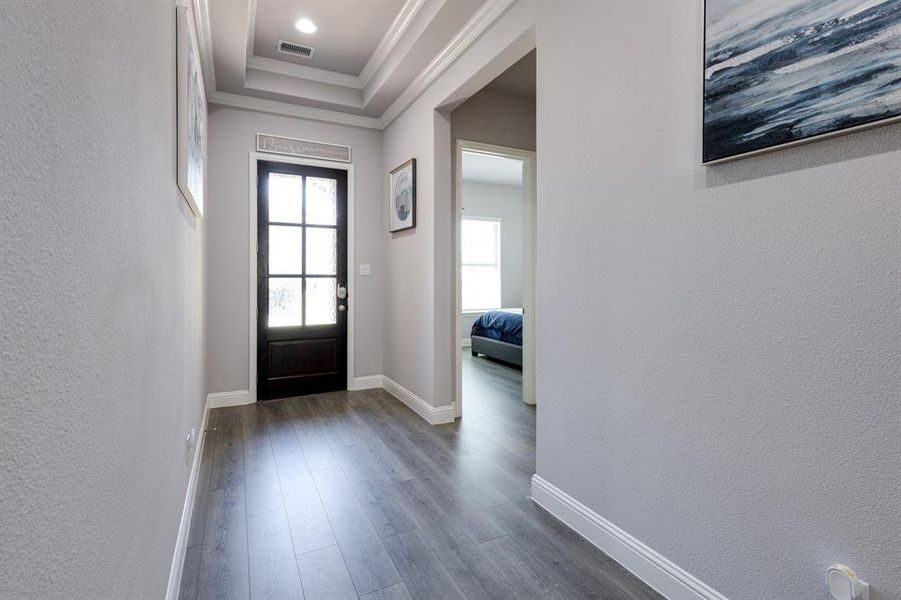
[462,217,501,311]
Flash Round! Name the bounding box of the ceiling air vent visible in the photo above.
[277,40,315,59]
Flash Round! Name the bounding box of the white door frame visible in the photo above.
[454,139,537,418]
[247,152,356,403]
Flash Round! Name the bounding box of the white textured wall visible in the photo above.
[380,1,901,598]
[382,105,440,402]
[0,2,206,598]
[206,107,384,393]
[536,3,900,599]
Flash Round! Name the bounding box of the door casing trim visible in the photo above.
[248,151,356,403]
[454,139,537,418]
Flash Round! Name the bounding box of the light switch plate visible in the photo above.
[359,264,371,276]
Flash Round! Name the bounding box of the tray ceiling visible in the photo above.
[196,0,519,128]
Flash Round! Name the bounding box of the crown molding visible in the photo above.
[193,0,216,95]
[244,0,256,74]
[358,0,426,87]
[247,54,365,89]
[379,0,516,126]
[208,90,382,130]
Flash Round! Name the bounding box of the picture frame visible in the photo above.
[702,0,901,164]
[389,158,416,232]
[176,3,207,217]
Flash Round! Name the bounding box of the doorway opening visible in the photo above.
[449,49,537,422]
[456,143,536,423]
[455,142,536,418]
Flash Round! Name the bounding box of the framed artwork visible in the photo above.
[389,159,416,232]
[176,3,207,216]
[703,0,901,164]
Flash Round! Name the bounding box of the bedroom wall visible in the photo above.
[206,107,384,394]
[463,181,524,310]
[380,1,901,598]
[0,1,206,598]
[460,180,524,343]
[450,86,536,152]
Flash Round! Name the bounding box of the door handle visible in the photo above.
[337,284,347,299]
[338,305,346,312]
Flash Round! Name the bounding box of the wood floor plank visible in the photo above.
[312,467,402,595]
[505,498,663,598]
[211,408,245,490]
[260,400,303,456]
[308,394,355,448]
[284,398,339,471]
[402,429,510,509]
[296,545,359,600]
[389,444,506,544]
[197,485,249,600]
[359,582,413,600]
[348,392,509,510]
[346,390,416,450]
[389,478,517,600]
[247,509,304,600]
[334,407,414,485]
[179,544,203,600]
[477,534,578,600]
[187,428,218,547]
[380,529,465,600]
[486,502,664,600]
[335,466,417,539]
[243,436,283,516]
[274,450,337,555]
[242,403,269,442]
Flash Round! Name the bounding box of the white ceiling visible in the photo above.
[199,0,527,128]
[462,151,523,187]
[252,0,405,74]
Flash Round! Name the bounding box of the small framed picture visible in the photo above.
[389,159,416,232]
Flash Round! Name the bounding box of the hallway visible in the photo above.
[179,389,661,600]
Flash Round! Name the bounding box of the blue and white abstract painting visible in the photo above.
[704,0,901,163]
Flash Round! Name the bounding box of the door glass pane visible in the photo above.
[306,277,337,325]
[268,173,303,224]
[269,278,303,327]
[306,227,337,275]
[306,177,337,225]
[269,226,303,275]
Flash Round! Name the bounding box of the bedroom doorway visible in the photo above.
[454,141,537,419]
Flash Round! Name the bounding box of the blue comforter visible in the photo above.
[471,309,523,346]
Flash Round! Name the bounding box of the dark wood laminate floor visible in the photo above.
[179,355,662,600]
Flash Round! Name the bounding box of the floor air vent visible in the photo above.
[277,40,315,59]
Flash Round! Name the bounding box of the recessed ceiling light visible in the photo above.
[295,18,317,34]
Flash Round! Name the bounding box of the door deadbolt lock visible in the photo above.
[337,284,347,299]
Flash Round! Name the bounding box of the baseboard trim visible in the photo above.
[207,389,253,408]
[165,397,211,600]
[381,375,456,425]
[349,375,384,391]
[530,475,728,600]
[461,338,472,348]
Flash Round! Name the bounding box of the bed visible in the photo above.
[470,309,523,368]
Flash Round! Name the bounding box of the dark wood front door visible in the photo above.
[257,160,348,400]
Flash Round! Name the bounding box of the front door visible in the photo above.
[257,160,348,400]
